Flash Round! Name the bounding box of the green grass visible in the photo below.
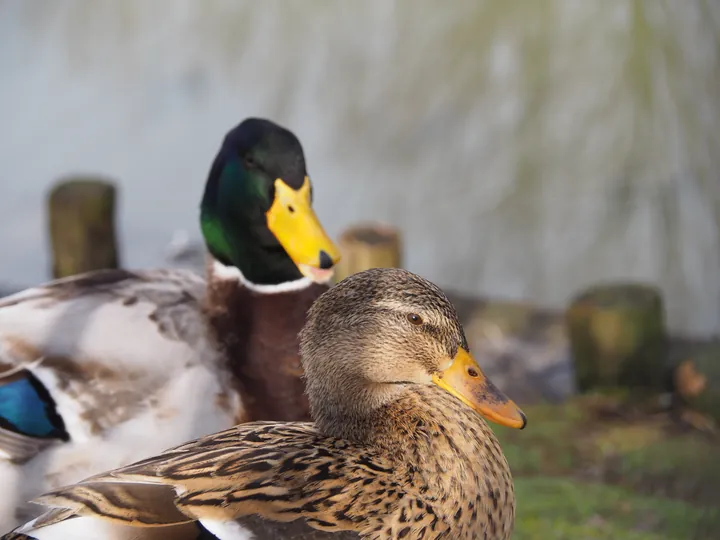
[486,396,720,538]
[492,396,719,505]
[513,478,719,540]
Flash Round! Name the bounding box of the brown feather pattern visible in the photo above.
[14,268,518,540]
[26,386,514,539]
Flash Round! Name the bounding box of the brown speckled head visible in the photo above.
[300,267,526,442]
[299,269,466,430]
[302,267,468,370]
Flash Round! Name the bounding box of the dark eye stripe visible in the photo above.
[421,324,442,340]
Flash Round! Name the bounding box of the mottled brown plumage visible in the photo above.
[13,268,525,540]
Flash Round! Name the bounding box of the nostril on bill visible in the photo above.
[318,250,334,269]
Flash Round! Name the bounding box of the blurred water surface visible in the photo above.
[0,0,719,334]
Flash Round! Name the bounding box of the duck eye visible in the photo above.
[243,155,256,168]
[407,313,423,326]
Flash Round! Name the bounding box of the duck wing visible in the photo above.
[17,422,416,539]
[0,268,241,451]
[0,268,244,531]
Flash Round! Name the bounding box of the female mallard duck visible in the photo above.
[0,118,340,530]
[9,268,526,540]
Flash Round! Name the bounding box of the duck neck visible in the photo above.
[405,387,517,539]
[307,381,406,445]
[204,257,328,422]
[208,258,313,294]
[311,385,516,538]
[309,382,497,454]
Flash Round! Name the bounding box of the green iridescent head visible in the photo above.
[200,118,340,285]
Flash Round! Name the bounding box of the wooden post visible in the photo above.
[47,177,120,278]
[333,223,402,283]
[565,282,668,394]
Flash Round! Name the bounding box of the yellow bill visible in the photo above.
[432,348,527,429]
[266,177,341,283]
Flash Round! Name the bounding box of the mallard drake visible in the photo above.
[0,118,341,530]
[9,267,526,540]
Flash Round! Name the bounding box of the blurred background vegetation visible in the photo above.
[1,1,719,537]
[1,0,719,335]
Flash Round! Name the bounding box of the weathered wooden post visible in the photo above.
[565,282,668,394]
[47,176,120,278]
[333,223,402,283]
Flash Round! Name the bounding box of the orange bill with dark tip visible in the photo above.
[432,348,527,429]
